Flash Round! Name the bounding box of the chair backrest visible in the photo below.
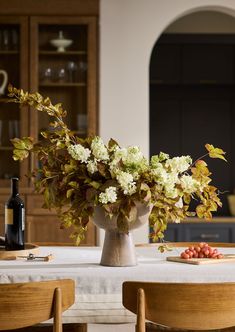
[0,279,75,331]
[123,281,235,331]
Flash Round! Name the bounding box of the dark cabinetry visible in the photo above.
[150,34,235,84]
[164,220,235,243]
[150,34,235,216]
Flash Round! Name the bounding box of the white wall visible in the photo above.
[99,0,235,244]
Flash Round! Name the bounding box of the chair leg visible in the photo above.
[136,288,146,332]
[54,288,62,332]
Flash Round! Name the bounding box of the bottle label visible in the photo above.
[5,208,13,225]
[22,208,25,231]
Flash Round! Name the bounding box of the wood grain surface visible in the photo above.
[167,254,235,265]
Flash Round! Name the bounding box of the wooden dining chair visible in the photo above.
[123,281,235,332]
[0,279,75,332]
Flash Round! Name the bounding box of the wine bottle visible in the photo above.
[5,177,25,250]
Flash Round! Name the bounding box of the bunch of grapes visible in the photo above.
[180,242,224,259]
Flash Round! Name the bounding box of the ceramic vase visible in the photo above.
[93,203,151,267]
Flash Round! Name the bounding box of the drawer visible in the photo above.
[184,224,233,243]
[26,216,96,245]
[26,194,57,215]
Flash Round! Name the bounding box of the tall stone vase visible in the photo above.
[93,203,151,267]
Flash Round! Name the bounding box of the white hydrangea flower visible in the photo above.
[158,152,169,162]
[110,146,147,178]
[165,156,192,173]
[180,174,200,194]
[67,144,91,163]
[151,163,168,185]
[151,152,169,168]
[109,147,127,174]
[116,171,137,195]
[91,136,109,161]
[125,146,143,164]
[87,160,98,174]
[165,185,179,199]
[99,186,117,204]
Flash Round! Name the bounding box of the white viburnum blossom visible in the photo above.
[125,146,148,176]
[91,136,109,161]
[180,174,200,194]
[151,152,169,168]
[109,147,128,174]
[158,151,169,162]
[125,146,143,165]
[164,185,179,199]
[67,144,91,163]
[151,163,168,185]
[116,171,137,195]
[87,159,98,174]
[165,156,192,173]
[99,186,117,204]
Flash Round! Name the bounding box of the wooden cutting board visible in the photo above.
[0,243,39,260]
[167,254,235,265]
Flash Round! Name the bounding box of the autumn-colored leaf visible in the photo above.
[205,143,227,161]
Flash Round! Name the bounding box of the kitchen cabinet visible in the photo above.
[0,8,98,245]
[161,218,235,243]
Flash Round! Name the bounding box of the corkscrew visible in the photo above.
[17,253,53,261]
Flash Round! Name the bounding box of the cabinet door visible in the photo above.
[26,215,96,246]
[182,44,234,84]
[30,16,97,141]
[150,100,181,157]
[29,17,97,246]
[184,223,233,243]
[150,44,180,84]
[0,17,29,187]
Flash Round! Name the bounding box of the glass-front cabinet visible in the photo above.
[0,15,97,245]
[0,17,29,187]
[30,17,97,142]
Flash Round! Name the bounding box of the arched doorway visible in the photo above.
[150,10,235,217]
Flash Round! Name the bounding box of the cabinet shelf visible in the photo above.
[39,50,87,55]
[0,146,13,151]
[39,82,86,87]
[0,50,19,55]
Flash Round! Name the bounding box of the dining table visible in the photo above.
[1,245,235,326]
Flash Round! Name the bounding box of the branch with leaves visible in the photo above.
[6,86,227,245]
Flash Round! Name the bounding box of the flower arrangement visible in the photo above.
[8,86,226,244]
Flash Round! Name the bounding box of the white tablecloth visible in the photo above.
[1,246,235,324]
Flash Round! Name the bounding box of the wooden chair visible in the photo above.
[0,279,75,332]
[123,281,235,332]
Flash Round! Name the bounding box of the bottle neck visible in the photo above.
[11,177,19,197]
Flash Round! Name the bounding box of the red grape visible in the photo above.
[180,243,224,260]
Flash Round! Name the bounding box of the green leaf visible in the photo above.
[66,188,74,199]
[12,149,29,161]
[205,144,227,161]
